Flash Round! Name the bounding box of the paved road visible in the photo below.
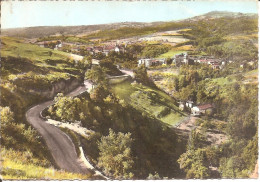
[25,67,132,175]
[26,85,91,174]
[119,69,134,77]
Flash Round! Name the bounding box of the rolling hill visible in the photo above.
[1,11,257,39]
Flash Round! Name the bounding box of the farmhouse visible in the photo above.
[191,104,214,116]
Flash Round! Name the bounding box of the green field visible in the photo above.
[1,37,81,84]
[111,81,186,126]
[1,37,70,61]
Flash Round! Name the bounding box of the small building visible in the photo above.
[191,104,214,116]
[179,101,185,111]
[186,100,194,108]
[138,59,152,67]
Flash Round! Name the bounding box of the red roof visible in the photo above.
[197,104,213,110]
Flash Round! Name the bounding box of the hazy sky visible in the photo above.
[1,0,258,29]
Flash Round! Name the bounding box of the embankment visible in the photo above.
[28,77,83,99]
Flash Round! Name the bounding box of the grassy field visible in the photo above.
[1,36,81,87]
[210,76,236,86]
[111,81,186,126]
[1,148,91,180]
[1,37,70,61]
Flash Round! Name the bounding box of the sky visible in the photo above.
[1,0,258,29]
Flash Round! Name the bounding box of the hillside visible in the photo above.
[1,22,163,38]
[1,9,258,180]
[111,80,186,125]
[1,37,91,179]
[2,11,256,39]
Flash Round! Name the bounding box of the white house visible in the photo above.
[138,59,153,67]
[115,46,120,53]
[191,104,213,116]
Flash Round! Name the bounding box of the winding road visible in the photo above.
[25,66,133,175]
[26,85,90,174]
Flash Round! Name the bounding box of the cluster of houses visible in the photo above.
[35,40,126,56]
[179,100,214,116]
[173,53,226,69]
[138,53,226,69]
[86,44,125,56]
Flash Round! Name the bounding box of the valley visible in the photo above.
[1,10,258,180]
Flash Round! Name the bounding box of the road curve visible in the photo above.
[26,85,90,174]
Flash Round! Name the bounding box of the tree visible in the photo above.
[1,106,14,124]
[85,66,108,87]
[53,93,81,122]
[134,65,155,87]
[166,58,172,65]
[90,85,110,103]
[97,129,134,179]
[178,148,210,179]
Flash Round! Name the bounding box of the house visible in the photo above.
[172,53,187,66]
[115,45,125,53]
[186,100,194,108]
[138,59,152,67]
[93,46,103,54]
[115,46,120,53]
[212,63,221,69]
[179,101,185,111]
[138,58,166,67]
[191,104,214,116]
[103,45,115,56]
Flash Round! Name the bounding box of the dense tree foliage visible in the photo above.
[97,129,134,179]
[141,44,171,58]
[133,65,156,87]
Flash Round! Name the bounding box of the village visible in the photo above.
[32,31,257,121]
[34,38,257,71]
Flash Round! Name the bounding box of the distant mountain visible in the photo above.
[1,11,257,38]
[1,22,162,39]
[185,11,257,21]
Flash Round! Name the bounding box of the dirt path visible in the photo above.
[175,116,228,145]
[176,116,196,132]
